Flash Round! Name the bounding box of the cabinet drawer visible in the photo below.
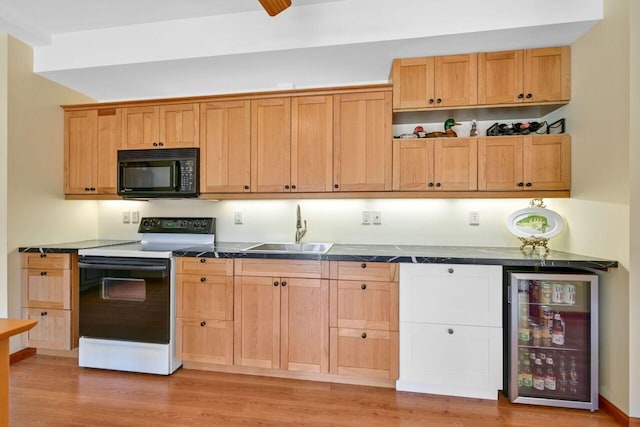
[22,308,72,350]
[176,274,233,320]
[22,269,71,309]
[398,322,502,392]
[331,261,397,282]
[21,253,70,270]
[234,258,324,279]
[330,280,398,330]
[329,327,398,380]
[176,318,233,365]
[176,257,233,276]
[399,264,502,327]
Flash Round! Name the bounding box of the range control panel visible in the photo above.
[137,217,216,235]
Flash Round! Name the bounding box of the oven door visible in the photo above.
[78,256,170,344]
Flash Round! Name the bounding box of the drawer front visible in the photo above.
[176,274,233,320]
[329,327,398,380]
[176,318,233,365]
[22,269,71,309]
[176,257,233,276]
[21,253,70,270]
[331,280,398,331]
[399,322,502,390]
[333,261,398,282]
[235,258,323,279]
[399,264,502,327]
[22,308,72,350]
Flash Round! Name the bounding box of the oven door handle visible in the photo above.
[78,262,168,272]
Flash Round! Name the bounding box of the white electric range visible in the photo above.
[77,217,215,375]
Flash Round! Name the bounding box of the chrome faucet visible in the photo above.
[295,204,307,244]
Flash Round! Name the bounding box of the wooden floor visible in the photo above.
[10,355,621,426]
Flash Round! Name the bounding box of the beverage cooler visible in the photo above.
[507,272,598,410]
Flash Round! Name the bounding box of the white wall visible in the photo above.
[5,35,97,351]
[97,198,570,248]
[0,34,8,318]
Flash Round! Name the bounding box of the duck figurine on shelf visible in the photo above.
[427,118,461,138]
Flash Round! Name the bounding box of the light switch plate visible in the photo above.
[362,211,371,225]
[122,211,130,224]
[234,211,243,225]
[131,211,139,223]
[372,211,382,225]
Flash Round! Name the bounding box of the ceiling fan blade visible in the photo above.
[258,0,291,16]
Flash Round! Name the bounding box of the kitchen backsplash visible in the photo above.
[96,198,567,248]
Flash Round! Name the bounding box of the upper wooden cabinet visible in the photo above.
[478,134,570,191]
[392,54,478,110]
[393,138,477,191]
[251,98,292,192]
[64,108,121,195]
[199,100,251,193]
[122,103,199,149]
[334,90,392,192]
[478,47,570,105]
[291,95,334,192]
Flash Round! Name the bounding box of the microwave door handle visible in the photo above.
[173,161,181,190]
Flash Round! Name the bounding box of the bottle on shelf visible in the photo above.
[522,358,533,388]
[569,355,579,395]
[533,358,545,391]
[557,354,568,393]
[545,352,557,391]
[552,312,565,346]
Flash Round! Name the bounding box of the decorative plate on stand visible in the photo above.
[507,199,564,252]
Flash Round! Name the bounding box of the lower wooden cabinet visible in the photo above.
[21,253,77,351]
[175,258,234,365]
[329,261,399,381]
[234,259,329,374]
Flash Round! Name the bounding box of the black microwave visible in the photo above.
[117,148,199,198]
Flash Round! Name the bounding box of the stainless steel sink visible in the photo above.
[243,242,333,254]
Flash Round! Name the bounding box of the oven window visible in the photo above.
[79,257,170,344]
[101,278,146,302]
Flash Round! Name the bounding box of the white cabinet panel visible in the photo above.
[397,322,502,399]
[399,264,502,327]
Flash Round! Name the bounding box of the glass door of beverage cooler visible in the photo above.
[509,273,598,410]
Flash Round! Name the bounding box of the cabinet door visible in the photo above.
[22,308,71,350]
[251,98,291,192]
[334,91,392,191]
[523,134,571,190]
[64,110,96,194]
[159,103,199,148]
[291,95,333,192]
[122,106,159,149]
[177,274,233,320]
[398,323,502,397]
[176,318,233,365]
[523,46,571,102]
[330,327,398,380]
[331,280,398,331]
[234,275,281,369]
[478,137,524,191]
[199,100,251,193]
[434,54,478,107]
[281,278,329,373]
[392,139,435,191]
[22,269,71,310]
[434,138,478,191]
[478,50,524,105]
[399,264,502,327]
[391,57,435,109]
[96,108,121,194]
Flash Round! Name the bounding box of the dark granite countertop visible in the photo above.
[19,240,137,254]
[175,242,618,271]
[18,240,618,271]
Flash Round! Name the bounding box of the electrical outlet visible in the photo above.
[372,211,382,225]
[469,211,480,226]
[362,211,371,225]
[122,211,130,224]
[131,211,139,223]
[234,211,243,225]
